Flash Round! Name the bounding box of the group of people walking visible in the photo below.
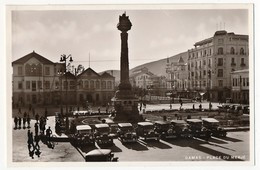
[14,112,31,129]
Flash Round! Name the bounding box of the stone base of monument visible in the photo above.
[111,95,143,123]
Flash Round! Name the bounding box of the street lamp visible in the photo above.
[59,54,73,133]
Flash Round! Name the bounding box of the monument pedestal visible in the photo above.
[111,90,142,123]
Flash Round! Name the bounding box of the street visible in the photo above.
[12,115,249,162]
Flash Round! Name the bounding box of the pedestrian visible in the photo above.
[34,135,40,150]
[209,102,212,111]
[23,112,27,119]
[23,116,27,129]
[44,108,48,119]
[35,113,39,123]
[34,122,39,136]
[27,116,31,128]
[193,104,195,110]
[42,122,46,135]
[199,104,202,111]
[46,126,52,141]
[18,117,21,129]
[14,117,18,129]
[98,107,101,114]
[29,104,32,112]
[170,104,172,110]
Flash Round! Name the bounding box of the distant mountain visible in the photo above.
[130,51,188,76]
[101,51,189,84]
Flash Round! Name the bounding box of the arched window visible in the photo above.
[78,80,83,89]
[240,48,245,55]
[96,80,100,89]
[36,64,42,76]
[102,81,106,89]
[84,81,89,89]
[107,81,112,89]
[90,80,94,89]
[218,47,224,55]
[25,64,31,76]
[31,64,37,76]
[230,47,235,54]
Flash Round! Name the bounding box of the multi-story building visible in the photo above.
[130,67,154,89]
[12,51,115,107]
[187,30,249,102]
[230,69,249,104]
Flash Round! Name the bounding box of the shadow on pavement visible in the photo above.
[122,142,149,151]
[99,144,123,153]
[208,137,228,144]
[217,136,243,142]
[138,139,172,149]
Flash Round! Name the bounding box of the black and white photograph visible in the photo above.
[3,3,255,166]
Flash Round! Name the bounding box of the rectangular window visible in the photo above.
[232,58,235,63]
[38,81,42,89]
[203,70,206,76]
[55,81,59,89]
[45,67,50,75]
[217,69,223,77]
[63,81,68,90]
[203,81,206,87]
[241,58,246,66]
[70,81,75,90]
[218,58,223,66]
[18,66,23,75]
[45,81,50,89]
[203,60,206,65]
[247,78,249,86]
[218,80,223,87]
[208,59,211,67]
[233,78,235,86]
[107,81,112,89]
[26,81,30,89]
[18,81,23,89]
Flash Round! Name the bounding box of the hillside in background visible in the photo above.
[101,51,189,83]
[130,51,188,76]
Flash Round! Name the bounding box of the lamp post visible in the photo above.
[59,54,73,133]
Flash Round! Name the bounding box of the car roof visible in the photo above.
[76,125,92,130]
[186,119,202,123]
[202,118,219,123]
[171,120,187,124]
[118,123,133,127]
[73,111,89,115]
[138,122,154,126]
[95,124,109,128]
[154,121,170,125]
[85,149,111,157]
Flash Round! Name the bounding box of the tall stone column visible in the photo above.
[118,13,132,91]
[112,12,141,123]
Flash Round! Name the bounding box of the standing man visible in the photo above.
[14,117,18,129]
[209,102,212,111]
[23,115,27,129]
[34,122,39,136]
[18,117,21,129]
[44,108,48,119]
[46,126,52,141]
[27,115,31,128]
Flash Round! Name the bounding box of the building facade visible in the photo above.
[230,69,249,104]
[187,30,249,102]
[12,51,115,107]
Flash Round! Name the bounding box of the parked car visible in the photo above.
[94,124,114,146]
[70,125,95,146]
[117,123,137,143]
[154,121,177,139]
[202,118,227,137]
[136,122,160,141]
[85,149,118,162]
[106,119,118,139]
[186,119,211,139]
[171,120,192,138]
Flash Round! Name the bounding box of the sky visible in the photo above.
[11,8,249,73]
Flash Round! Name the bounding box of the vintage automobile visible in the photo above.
[94,124,114,146]
[171,120,192,138]
[186,119,211,139]
[85,149,118,162]
[154,121,177,139]
[202,118,227,137]
[117,123,138,143]
[70,125,95,146]
[136,122,160,141]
